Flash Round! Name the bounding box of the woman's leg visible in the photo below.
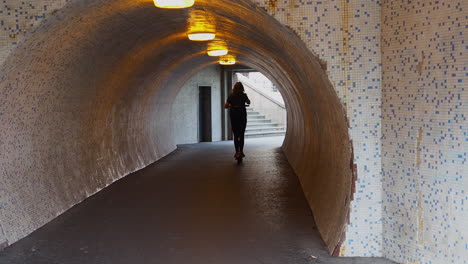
[239,109,247,154]
[230,110,241,153]
[233,131,240,152]
[239,134,244,153]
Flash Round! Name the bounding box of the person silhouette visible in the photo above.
[224,82,251,159]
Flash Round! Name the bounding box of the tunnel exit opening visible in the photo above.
[233,71,287,140]
[219,65,287,143]
[172,64,287,144]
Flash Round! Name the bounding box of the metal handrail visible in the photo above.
[237,75,286,109]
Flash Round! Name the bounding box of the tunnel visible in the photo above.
[0,0,354,255]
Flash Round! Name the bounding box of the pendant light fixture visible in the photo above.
[154,0,195,8]
[187,9,216,41]
[207,39,228,56]
[219,54,236,65]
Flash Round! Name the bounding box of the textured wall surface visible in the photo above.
[0,0,71,66]
[172,65,222,144]
[254,0,383,256]
[0,0,71,247]
[0,0,353,256]
[381,1,468,263]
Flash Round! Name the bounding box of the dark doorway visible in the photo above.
[199,86,212,142]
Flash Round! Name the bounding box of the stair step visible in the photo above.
[246,127,285,132]
[245,131,286,138]
[247,119,272,124]
[243,106,286,138]
[247,123,282,127]
[247,115,266,120]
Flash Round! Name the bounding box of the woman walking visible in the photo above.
[224,82,251,159]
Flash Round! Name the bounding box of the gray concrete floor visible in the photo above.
[0,137,394,264]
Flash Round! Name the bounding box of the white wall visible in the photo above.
[171,65,222,144]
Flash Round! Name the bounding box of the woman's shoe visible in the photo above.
[241,152,245,157]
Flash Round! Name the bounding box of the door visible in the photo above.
[199,86,212,142]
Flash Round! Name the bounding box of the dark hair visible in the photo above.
[232,82,245,96]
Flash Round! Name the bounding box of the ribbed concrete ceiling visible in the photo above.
[0,0,353,254]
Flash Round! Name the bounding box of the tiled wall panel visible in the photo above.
[381,1,468,263]
[0,0,70,247]
[0,0,71,65]
[254,0,383,256]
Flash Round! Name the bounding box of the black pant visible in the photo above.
[229,108,247,153]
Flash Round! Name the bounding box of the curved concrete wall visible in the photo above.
[0,0,352,253]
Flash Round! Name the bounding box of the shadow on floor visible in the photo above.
[0,137,394,264]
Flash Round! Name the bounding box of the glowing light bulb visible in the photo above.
[208,49,228,56]
[188,33,216,41]
[219,54,236,65]
[207,39,228,57]
[154,0,194,8]
[187,9,216,41]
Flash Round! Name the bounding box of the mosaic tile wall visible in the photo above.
[254,0,384,257]
[0,0,72,247]
[381,0,468,263]
[0,0,71,66]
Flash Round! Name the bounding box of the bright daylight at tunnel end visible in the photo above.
[0,0,467,264]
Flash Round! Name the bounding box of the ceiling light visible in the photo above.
[208,49,228,56]
[219,54,236,65]
[154,0,194,8]
[207,39,228,56]
[187,9,216,41]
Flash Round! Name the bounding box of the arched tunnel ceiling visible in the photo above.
[0,0,353,254]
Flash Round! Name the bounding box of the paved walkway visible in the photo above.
[0,137,393,264]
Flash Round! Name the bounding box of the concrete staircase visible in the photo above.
[245,107,286,138]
